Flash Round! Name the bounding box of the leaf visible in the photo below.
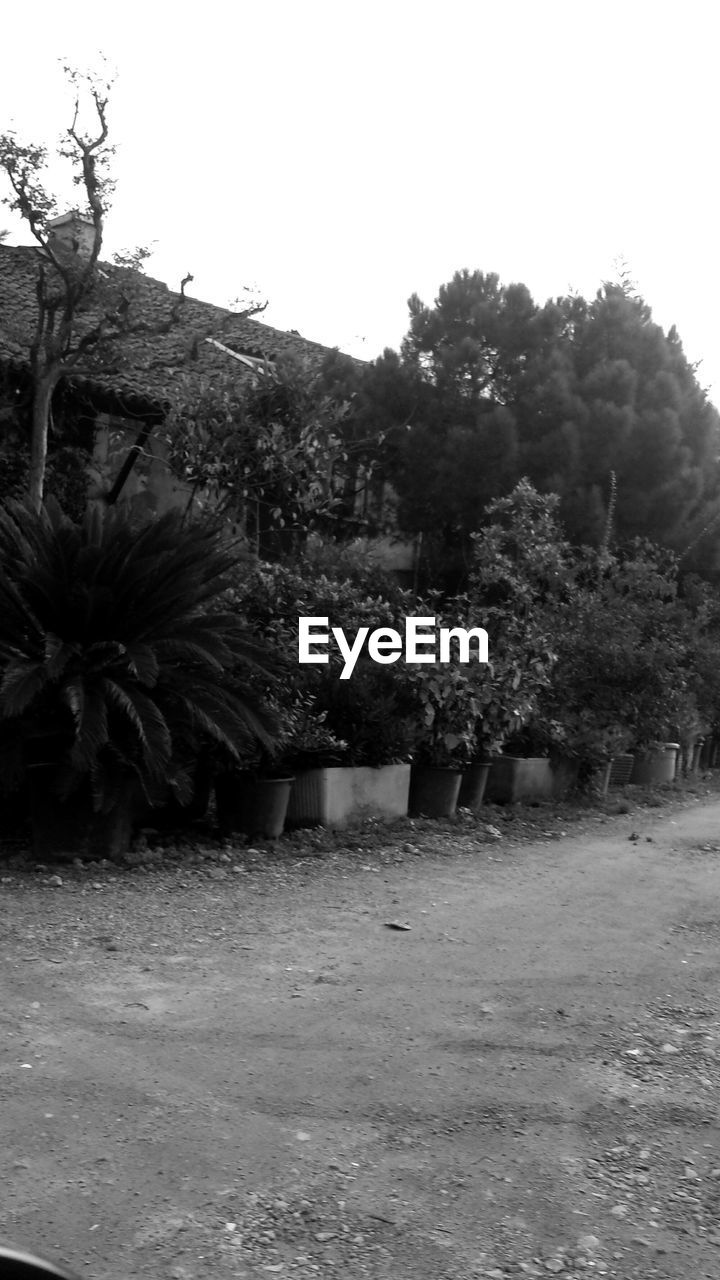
[123,642,159,685]
[68,685,110,771]
[0,662,48,717]
[100,678,172,772]
[44,634,78,681]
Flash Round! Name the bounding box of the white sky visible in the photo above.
[2,0,719,404]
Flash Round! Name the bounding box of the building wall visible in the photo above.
[91,414,195,518]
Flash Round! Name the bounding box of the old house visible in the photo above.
[0,214,340,517]
[0,213,415,571]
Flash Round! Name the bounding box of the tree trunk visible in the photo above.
[28,373,56,513]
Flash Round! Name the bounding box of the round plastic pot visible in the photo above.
[216,774,294,839]
[630,743,680,786]
[408,766,462,818]
[457,762,492,811]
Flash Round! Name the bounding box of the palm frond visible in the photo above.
[60,677,85,727]
[0,579,43,654]
[123,642,159,686]
[44,634,79,681]
[101,678,173,773]
[153,636,233,676]
[0,502,279,795]
[68,685,110,772]
[0,661,50,718]
[158,673,279,753]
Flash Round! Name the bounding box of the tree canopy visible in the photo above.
[334,269,720,581]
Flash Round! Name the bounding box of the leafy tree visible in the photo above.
[463,481,699,768]
[312,347,425,533]
[465,480,571,753]
[402,270,542,406]
[395,271,537,546]
[534,541,693,767]
[359,269,720,580]
[568,284,720,564]
[165,354,352,552]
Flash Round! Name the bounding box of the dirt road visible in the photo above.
[2,794,720,1280]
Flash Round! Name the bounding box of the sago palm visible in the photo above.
[0,499,277,811]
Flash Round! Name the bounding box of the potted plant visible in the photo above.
[558,719,634,794]
[457,759,493,810]
[629,740,681,786]
[667,693,706,779]
[520,536,697,795]
[462,649,554,807]
[465,486,569,806]
[227,556,415,829]
[403,657,479,818]
[283,678,412,829]
[214,689,303,839]
[0,500,278,861]
[213,729,297,840]
[457,704,514,811]
[484,719,557,804]
[215,763,296,840]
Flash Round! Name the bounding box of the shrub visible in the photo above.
[537,541,694,766]
[0,500,277,816]
[465,481,569,755]
[467,484,697,769]
[227,556,415,766]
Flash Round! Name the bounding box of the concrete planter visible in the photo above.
[630,743,680,786]
[285,764,410,829]
[485,756,553,804]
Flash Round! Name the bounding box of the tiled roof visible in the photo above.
[0,244,345,415]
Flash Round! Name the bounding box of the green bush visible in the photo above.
[227,556,416,766]
[0,500,277,814]
[465,481,569,756]
[466,483,698,770]
[537,541,694,767]
[224,483,709,780]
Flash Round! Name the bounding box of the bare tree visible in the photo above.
[1,63,269,514]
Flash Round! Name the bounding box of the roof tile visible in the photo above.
[0,244,347,413]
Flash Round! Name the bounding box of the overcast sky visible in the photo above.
[2,1,718,404]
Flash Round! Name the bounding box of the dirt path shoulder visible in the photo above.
[2,789,720,1280]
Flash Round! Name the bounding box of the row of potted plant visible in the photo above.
[1,483,717,860]
[210,486,715,835]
